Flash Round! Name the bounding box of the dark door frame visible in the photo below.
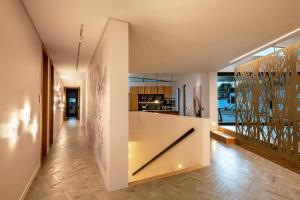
[49,64,54,146]
[177,88,180,113]
[183,84,187,116]
[64,87,80,120]
[41,50,49,160]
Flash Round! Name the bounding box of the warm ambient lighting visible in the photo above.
[178,164,183,169]
[19,105,31,126]
[54,83,61,92]
[211,121,217,127]
[0,106,38,137]
[29,118,39,141]
[230,27,300,64]
[9,114,21,141]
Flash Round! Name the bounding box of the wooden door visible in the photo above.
[49,64,54,146]
[41,50,49,159]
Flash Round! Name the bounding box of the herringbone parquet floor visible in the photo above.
[25,120,300,200]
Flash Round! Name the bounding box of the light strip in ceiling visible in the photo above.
[230,27,300,64]
[76,24,84,71]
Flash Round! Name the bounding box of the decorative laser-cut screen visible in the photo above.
[235,42,300,167]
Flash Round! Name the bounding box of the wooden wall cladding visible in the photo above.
[235,42,300,169]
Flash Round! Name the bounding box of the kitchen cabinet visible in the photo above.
[151,86,158,94]
[164,86,172,98]
[129,86,173,111]
[145,86,157,94]
[130,93,138,111]
[157,86,165,94]
[130,86,139,94]
[138,86,145,94]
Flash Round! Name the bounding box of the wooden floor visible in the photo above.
[25,120,300,200]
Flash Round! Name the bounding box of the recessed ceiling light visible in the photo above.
[230,27,300,64]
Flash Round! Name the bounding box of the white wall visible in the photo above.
[87,19,129,191]
[53,69,64,139]
[80,80,86,126]
[0,1,42,199]
[173,73,209,118]
[129,112,210,182]
[208,72,218,130]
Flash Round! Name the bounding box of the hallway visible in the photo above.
[25,120,300,200]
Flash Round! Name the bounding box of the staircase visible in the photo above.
[210,126,237,144]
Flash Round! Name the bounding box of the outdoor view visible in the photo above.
[218,74,235,124]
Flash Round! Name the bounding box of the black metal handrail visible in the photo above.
[132,128,195,176]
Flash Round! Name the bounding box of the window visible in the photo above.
[218,73,235,124]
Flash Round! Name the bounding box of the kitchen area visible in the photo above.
[129,74,179,115]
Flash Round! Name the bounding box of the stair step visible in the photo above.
[210,130,237,144]
[219,126,236,137]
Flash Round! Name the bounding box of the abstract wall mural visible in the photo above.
[193,85,202,117]
[87,63,107,171]
[235,42,300,169]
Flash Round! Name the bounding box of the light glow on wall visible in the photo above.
[6,113,21,149]
[53,83,64,111]
[211,121,217,127]
[30,117,39,141]
[0,105,39,144]
[19,104,31,126]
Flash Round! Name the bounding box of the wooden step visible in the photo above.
[218,126,236,137]
[210,130,237,144]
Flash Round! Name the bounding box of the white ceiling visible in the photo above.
[23,0,300,76]
[219,35,300,72]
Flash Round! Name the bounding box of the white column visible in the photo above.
[107,19,129,190]
[208,72,218,131]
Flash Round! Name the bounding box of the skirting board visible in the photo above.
[19,163,41,200]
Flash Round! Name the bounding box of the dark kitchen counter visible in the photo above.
[142,110,179,115]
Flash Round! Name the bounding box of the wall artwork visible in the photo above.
[235,42,300,169]
[87,63,107,171]
[193,85,202,117]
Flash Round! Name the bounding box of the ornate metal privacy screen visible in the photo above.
[235,42,300,168]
